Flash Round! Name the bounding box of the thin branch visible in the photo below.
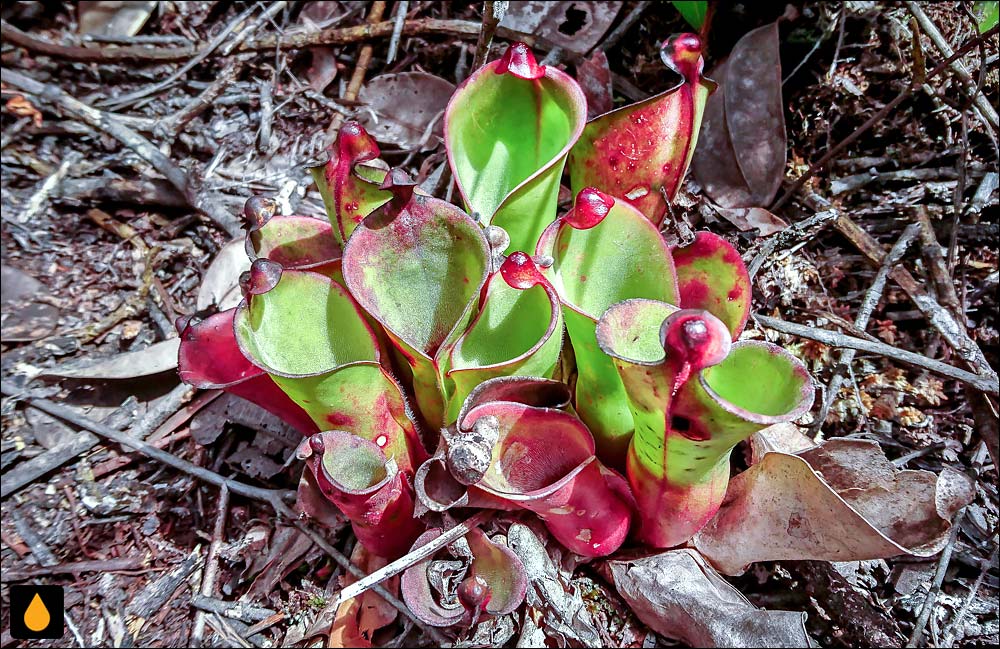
[336,511,492,605]
[0,381,446,645]
[772,24,999,211]
[473,1,507,71]
[906,507,967,647]
[905,1,998,131]
[191,484,230,647]
[0,19,197,62]
[2,69,242,236]
[753,315,998,396]
[2,17,543,67]
[806,192,997,382]
[812,223,921,431]
[386,0,409,64]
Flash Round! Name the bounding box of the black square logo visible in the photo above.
[9,585,64,640]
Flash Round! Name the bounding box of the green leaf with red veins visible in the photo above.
[597,302,814,548]
[310,121,392,245]
[671,231,751,338]
[442,252,564,424]
[342,171,490,427]
[536,188,677,469]
[568,33,716,226]
[233,266,426,473]
[445,42,587,253]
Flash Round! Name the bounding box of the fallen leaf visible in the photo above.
[78,1,157,37]
[713,205,789,235]
[609,549,814,648]
[42,339,180,379]
[500,1,622,54]
[246,525,316,598]
[692,22,787,208]
[576,50,614,118]
[310,544,399,648]
[693,436,975,575]
[196,238,251,311]
[358,72,456,150]
[307,48,339,92]
[1,265,59,342]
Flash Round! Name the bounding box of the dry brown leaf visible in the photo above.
[42,339,180,379]
[713,205,789,235]
[500,1,622,54]
[78,1,156,37]
[1,264,59,341]
[694,434,975,575]
[576,50,614,119]
[693,22,787,208]
[358,72,455,150]
[609,549,814,648]
[324,544,399,648]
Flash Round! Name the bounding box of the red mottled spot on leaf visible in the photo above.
[326,412,356,428]
[728,285,743,301]
[680,278,709,307]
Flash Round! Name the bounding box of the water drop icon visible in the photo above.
[24,593,50,632]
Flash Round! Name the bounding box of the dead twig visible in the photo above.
[100,2,285,111]
[17,152,81,224]
[3,16,539,62]
[772,24,999,210]
[473,1,507,70]
[0,381,447,645]
[746,208,839,279]
[4,557,148,581]
[0,382,193,497]
[191,485,230,647]
[2,69,242,236]
[335,510,492,606]
[386,0,410,64]
[805,192,997,382]
[906,507,967,647]
[905,2,999,132]
[811,223,921,432]
[0,19,197,62]
[325,1,386,142]
[753,315,998,396]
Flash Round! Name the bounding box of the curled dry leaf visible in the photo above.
[693,430,976,575]
[42,338,180,379]
[358,72,456,150]
[196,238,251,311]
[692,22,787,209]
[609,549,814,648]
[500,1,622,54]
[321,544,399,648]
